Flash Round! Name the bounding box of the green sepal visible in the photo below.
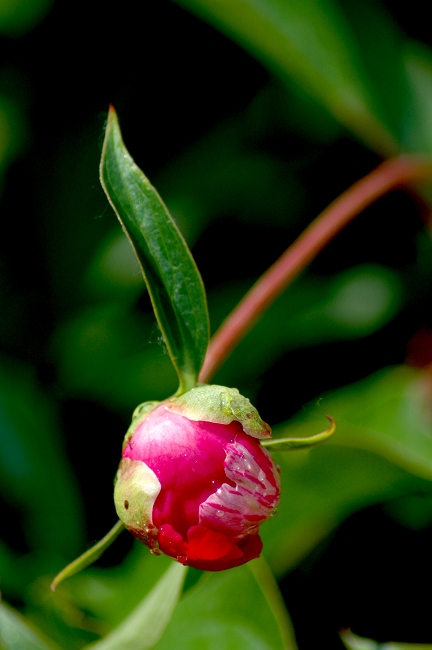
[114,458,161,552]
[261,415,336,451]
[50,520,125,591]
[123,400,160,449]
[100,107,209,395]
[165,384,271,439]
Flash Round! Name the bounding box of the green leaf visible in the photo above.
[51,521,125,591]
[340,629,432,650]
[152,561,297,650]
[100,107,209,394]
[166,384,271,439]
[260,363,432,576]
[261,445,427,578]
[403,40,432,154]
[383,492,432,531]
[273,365,432,481]
[174,0,396,155]
[262,415,335,451]
[0,601,61,650]
[337,0,408,143]
[85,562,187,650]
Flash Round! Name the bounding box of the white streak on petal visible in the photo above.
[199,441,280,539]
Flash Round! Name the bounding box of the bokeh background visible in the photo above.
[2,0,432,648]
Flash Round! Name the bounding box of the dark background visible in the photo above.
[2,0,432,647]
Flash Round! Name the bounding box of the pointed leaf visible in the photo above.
[86,562,187,650]
[100,107,209,393]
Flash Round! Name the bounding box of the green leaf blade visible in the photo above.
[86,562,187,650]
[152,561,297,650]
[100,107,209,393]
[174,0,397,155]
[0,601,61,650]
[273,365,432,481]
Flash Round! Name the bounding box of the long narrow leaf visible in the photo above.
[100,107,209,393]
[0,602,61,650]
[86,562,187,650]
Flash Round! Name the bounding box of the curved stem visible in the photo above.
[199,155,432,383]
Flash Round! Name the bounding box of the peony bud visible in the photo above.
[114,385,280,571]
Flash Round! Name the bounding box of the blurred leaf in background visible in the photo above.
[0,599,61,650]
[0,360,83,597]
[173,0,397,154]
[261,363,432,574]
[0,0,53,36]
[0,93,26,178]
[86,562,187,650]
[341,629,432,650]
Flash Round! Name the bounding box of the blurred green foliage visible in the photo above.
[2,0,432,647]
[0,0,53,36]
[0,600,60,650]
[152,561,296,650]
[341,629,432,650]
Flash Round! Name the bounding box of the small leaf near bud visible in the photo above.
[262,415,336,451]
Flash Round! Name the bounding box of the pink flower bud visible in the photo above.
[114,386,281,571]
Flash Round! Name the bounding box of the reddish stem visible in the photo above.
[199,155,432,383]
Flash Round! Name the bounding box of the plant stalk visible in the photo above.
[199,155,432,383]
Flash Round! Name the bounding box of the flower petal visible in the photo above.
[199,441,280,539]
[158,523,187,559]
[186,525,243,562]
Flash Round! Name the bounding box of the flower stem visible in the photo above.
[199,155,432,383]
